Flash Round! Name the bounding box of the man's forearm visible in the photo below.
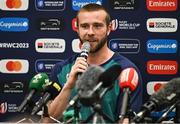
[42,83,72,122]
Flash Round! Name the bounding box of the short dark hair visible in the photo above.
[76,3,111,26]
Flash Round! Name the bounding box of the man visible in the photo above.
[43,3,143,123]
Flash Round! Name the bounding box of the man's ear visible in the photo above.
[76,27,79,34]
[107,30,110,36]
[107,22,112,36]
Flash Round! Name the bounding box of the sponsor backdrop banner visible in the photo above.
[0,0,179,122]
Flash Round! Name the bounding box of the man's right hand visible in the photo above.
[66,57,88,89]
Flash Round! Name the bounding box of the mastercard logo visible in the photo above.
[6,61,22,71]
[6,0,22,8]
[0,0,29,10]
[0,59,29,73]
[146,81,167,95]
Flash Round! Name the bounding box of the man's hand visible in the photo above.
[67,57,88,89]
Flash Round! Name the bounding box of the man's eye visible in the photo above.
[94,24,103,28]
[81,25,88,29]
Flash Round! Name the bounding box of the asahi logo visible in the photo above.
[147,0,177,11]
[147,18,177,32]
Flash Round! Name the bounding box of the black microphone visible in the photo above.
[76,65,105,106]
[31,82,61,115]
[118,68,139,122]
[77,64,121,106]
[133,77,180,123]
[79,41,90,59]
[18,73,49,112]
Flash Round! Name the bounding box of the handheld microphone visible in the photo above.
[31,82,61,115]
[77,41,90,78]
[133,77,180,123]
[18,73,49,112]
[118,68,139,122]
[79,41,90,59]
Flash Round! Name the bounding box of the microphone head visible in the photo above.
[150,77,180,107]
[80,41,90,58]
[76,65,104,93]
[76,65,104,106]
[99,64,122,87]
[43,82,61,99]
[119,68,139,91]
[81,41,90,52]
[29,73,49,91]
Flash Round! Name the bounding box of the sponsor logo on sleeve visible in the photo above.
[147,39,177,53]
[35,59,63,74]
[72,39,81,53]
[147,0,177,11]
[35,38,65,53]
[72,0,102,11]
[109,0,138,10]
[109,38,140,54]
[0,17,29,32]
[0,0,29,11]
[147,18,177,32]
[147,60,178,75]
[147,81,167,95]
[0,59,29,74]
[35,0,65,11]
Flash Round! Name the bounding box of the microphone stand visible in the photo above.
[73,100,80,124]
[156,100,180,123]
[84,87,114,123]
[119,88,131,123]
[64,97,81,124]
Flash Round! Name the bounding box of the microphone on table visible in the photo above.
[18,73,49,113]
[31,82,62,115]
[118,68,139,122]
[133,77,180,123]
[77,64,121,106]
[67,65,104,108]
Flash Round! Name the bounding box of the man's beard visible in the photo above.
[80,35,108,53]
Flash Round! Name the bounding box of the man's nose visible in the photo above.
[87,26,95,35]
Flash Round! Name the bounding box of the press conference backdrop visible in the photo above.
[0,0,179,122]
